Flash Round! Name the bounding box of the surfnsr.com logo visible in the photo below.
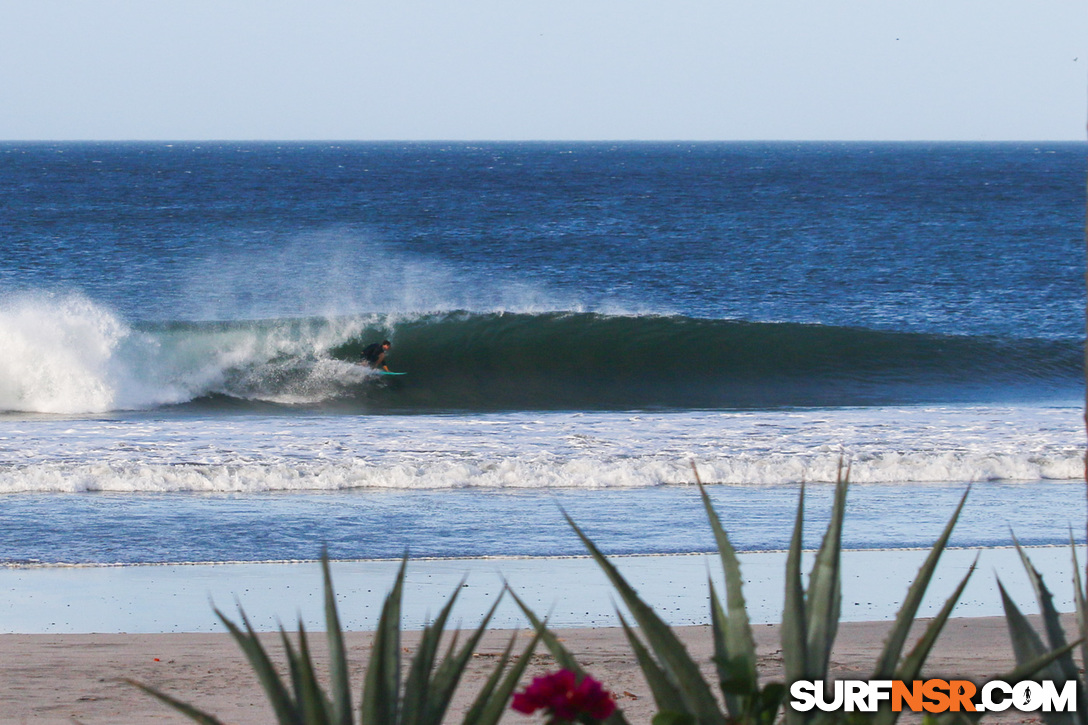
[789,679,1077,714]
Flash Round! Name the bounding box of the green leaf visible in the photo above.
[895,558,976,684]
[508,588,584,673]
[696,473,758,697]
[1070,537,1088,682]
[1001,637,1084,683]
[996,637,1085,725]
[321,554,353,725]
[998,579,1061,677]
[125,680,229,725]
[294,623,331,725]
[868,559,978,725]
[361,556,407,725]
[805,470,847,679]
[565,510,727,725]
[653,713,697,725]
[467,628,543,725]
[216,607,299,723]
[1009,542,1087,725]
[402,582,463,725]
[757,682,787,724]
[460,634,515,725]
[423,593,505,725]
[1012,537,1082,685]
[781,485,808,682]
[873,488,969,679]
[278,627,305,717]
[618,610,687,715]
[708,582,750,716]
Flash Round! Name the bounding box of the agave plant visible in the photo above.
[993,537,1088,725]
[130,553,541,725]
[519,463,977,725]
[783,472,978,725]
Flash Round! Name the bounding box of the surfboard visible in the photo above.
[377,371,407,376]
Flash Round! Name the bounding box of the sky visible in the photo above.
[1,0,1085,142]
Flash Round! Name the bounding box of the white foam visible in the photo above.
[0,293,126,413]
[0,406,1082,493]
[0,293,379,414]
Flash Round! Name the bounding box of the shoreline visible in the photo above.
[3,542,1076,568]
[0,546,1081,634]
[2,545,1079,721]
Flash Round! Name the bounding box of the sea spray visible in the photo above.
[0,293,387,414]
[0,293,126,413]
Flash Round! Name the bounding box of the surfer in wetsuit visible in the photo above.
[361,340,391,371]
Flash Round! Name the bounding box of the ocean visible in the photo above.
[1,141,1085,566]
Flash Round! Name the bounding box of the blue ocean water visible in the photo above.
[0,142,1084,564]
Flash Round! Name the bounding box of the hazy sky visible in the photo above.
[2,0,1085,141]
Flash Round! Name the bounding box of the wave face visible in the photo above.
[0,294,1078,415]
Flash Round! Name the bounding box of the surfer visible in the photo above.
[361,340,391,371]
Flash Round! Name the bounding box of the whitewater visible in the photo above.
[0,405,1082,495]
[1,141,1084,564]
[1,291,1081,496]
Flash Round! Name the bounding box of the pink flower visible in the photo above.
[511,669,616,724]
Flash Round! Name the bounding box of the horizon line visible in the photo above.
[1,138,1085,145]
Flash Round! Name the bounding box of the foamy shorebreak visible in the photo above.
[0,406,1081,494]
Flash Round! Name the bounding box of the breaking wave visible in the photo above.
[0,293,1079,414]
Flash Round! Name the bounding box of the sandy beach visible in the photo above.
[0,547,1081,723]
[0,616,1068,724]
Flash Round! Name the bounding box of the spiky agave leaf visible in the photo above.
[1012,538,1083,688]
[400,580,465,725]
[564,510,727,725]
[1002,638,1085,685]
[276,625,305,712]
[124,679,229,725]
[998,579,1067,681]
[463,628,544,725]
[996,629,1085,725]
[507,588,581,672]
[618,609,688,715]
[1071,535,1088,680]
[893,557,976,683]
[508,588,632,725]
[417,593,506,725]
[781,485,809,725]
[215,605,299,723]
[708,582,746,709]
[872,488,970,680]
[361,555,407,725]
[460,633,518,725]
[868,558,977,725]
[1001,544,1087,725]
[293,622,333,724]
[804,467,847,679]
[694,468,759,715]
[133,554,539,725]
[320,554,353,725]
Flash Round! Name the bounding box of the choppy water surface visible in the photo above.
[0,142,1084,563]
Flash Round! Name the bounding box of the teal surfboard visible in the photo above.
[377,371,407,376]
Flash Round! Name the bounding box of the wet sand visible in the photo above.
[0,547,1079,723]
